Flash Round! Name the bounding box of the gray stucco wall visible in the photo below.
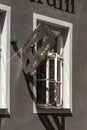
[0,0,87,130]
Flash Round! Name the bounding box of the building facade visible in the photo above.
[0,0,87,130]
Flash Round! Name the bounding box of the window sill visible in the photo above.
[0,109,10,118]
[36,107,72,116]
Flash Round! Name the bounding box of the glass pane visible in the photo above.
[55,84,60,106]
[37,59,47,104]
[50,36,61,53]
[37,36,49,50]
[37,81,46,104]
[49,82,55,104]
[49,59,54,79]
[57,60,60,81]
[56,36,61,54]
[37,59,46,79]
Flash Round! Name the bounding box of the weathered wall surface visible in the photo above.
[0,0,87,130]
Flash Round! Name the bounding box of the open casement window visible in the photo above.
[22,23,56,75]
[0,4,10,116]
[33,13,73,114]
[36,34,63,108]
[22,23,65,110]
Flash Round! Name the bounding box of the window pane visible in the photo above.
[37,36,49,50]
[56,36,61,54]
[55,84,60,106]
[49,59,54,79]
[57,60,60,81]
[37,81,46,104]
[50,36,61,53]
[49,82,55,104]
[37,59,46,79]
[37,59,47,104]
[49,83,60,106]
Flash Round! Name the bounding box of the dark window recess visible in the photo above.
[49,59,54,79]
[49,59,55,104]
[36,59,47,104]
[36,27,63,108]
[37,59,46,79]
[50,35,60,53]
[57,60,60,81]
[37,81,46,104]
[49,82,55,104]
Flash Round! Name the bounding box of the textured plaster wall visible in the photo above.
[0,0,87,130]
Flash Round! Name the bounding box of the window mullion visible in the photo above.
[46,58,49,105]
[54,54,59,106]
[60,34,63,106]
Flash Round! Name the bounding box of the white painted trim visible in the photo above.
[0,4,11,115]
[33,13,73,114]
[0,4,10,11]
[33,13,72,29]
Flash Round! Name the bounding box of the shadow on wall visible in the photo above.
[11,41,65,130]
[0,119,1,130]
[38,114,65,130]
[23,71,65,130]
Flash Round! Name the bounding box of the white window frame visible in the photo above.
[33,13,73,114]
[0,4,11,116]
